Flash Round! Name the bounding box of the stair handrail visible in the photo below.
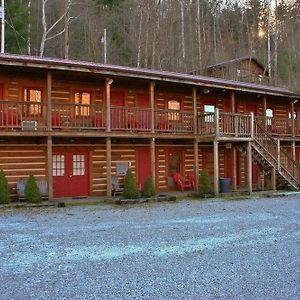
[253,120,278,163]
[279,147,300,183]
[254,120,300,186]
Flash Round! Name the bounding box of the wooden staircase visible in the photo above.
[236,121,300,190]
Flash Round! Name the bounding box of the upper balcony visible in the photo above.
[0,100,194,137]
[0,100,298,140]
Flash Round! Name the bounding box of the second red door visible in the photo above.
[53,150,89,198]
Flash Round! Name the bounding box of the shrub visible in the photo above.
[199,169,212,197]
[24,175,42,203]
[0,169,9,204]
[141,176,156,198]
[122,169,139,199]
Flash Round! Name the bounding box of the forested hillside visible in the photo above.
[4,0,300,91]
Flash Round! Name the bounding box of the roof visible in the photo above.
[206,56,268,74]
[0,53,297,99]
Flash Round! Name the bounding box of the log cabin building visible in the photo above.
[0,53,299,200]
[205,56,269,85]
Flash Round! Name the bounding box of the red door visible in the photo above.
[53,150,89,198]
[137,148,151,190]
[0,83,3,99]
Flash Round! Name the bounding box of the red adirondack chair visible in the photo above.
[173,172,193,191]
[188,172,195,190]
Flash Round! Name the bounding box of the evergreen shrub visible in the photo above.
[122,169,139,199]
[199,169,212,197]
[141,176,156,198]
[0,169,9,204]
[24,175,42,203]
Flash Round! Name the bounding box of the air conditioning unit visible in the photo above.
[22,120,38,131]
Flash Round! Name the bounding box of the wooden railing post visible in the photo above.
[215,108,219,137]
[106,78,113,132]
[291,99,295,138]
[250,112,254,139]
[150,82,155,133]
[263,95,267,130]
[47,71,52,131]
[192,87,197,135]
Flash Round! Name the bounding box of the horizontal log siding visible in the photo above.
[156,148,167,190]
[91,147,107,195]
[184,149,194,175]
[91,146,137,196]
[0,147,46,198]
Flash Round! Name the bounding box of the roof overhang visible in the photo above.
[0,53,298,99]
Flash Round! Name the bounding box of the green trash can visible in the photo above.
[219,178,231,193]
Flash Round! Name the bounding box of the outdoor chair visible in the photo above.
[112,175,123,196]
[37,179,49,200]
[17,178,49,201]
[172,172,193,192]
[17,178,26,201]
[188,172,195,190]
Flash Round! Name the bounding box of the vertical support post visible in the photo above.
[106,137,112,197]
[47,135,53,201]
[231,92,237,191]
[263,95,267,129]
[106,78,112,132]
[247,141,252,194]
[150,82,155,133]
[291,99,295,138]
[271,168,276,191]
[193,139,199,192]
[230,91,235,113]
[250,112,254,139]
[46,71,52,130]
[215,108,219,137]
[277,139,280,170]
[150,138,156,187]
[232,148,237,191]
[192,87,197,134]
[213,140,219,197]
[292,141,296,161]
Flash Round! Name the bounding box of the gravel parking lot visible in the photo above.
[0,196,299,300]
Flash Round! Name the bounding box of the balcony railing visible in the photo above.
[155,109,194,133]
[0,100,47,130]
[219,113,251,137]
[0,101,194,134]
[111,106,151,131]
[1,100,299,139]
[255,116,293,136]
[198,111,252,137]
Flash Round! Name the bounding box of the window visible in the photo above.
[204,104,215,122]
[289,112,297,119]
[24,88,42,114]
[73,155,85,176]
[74,92,91,116]
[266,108,273,125]
[167,100,180,121]
[53,155,65,176]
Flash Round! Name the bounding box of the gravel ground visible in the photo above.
[0,196,299,300]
